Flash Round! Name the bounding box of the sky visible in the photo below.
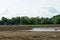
[0,0,60,18]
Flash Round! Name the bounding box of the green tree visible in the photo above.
[20,16,30,25]
[40,17,50,24]
[51,15,60,24]
[33,17,40,25]
[1,17,8,25]
[15,17,21,25]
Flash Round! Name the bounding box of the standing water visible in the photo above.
[25,28,60,31]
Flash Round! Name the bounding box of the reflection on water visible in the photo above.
[26,28,60,31]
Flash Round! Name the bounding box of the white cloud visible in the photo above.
[48,8,59,13]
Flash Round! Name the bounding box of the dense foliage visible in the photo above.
[0,15,60,25]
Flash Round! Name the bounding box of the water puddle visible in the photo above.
[25,28,60,31]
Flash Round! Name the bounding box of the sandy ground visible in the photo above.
[0,31,60,40]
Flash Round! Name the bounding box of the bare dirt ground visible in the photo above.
[0,31,60,40]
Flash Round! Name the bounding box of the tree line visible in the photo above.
[0,15,60,25]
